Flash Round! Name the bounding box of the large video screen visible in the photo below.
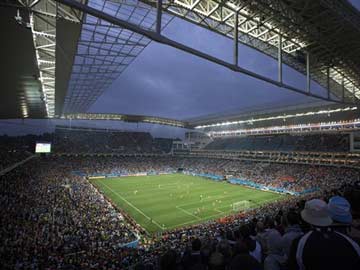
[35,142,51,153]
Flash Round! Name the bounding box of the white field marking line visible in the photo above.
[122,181,181,189]
[176,193,237,208]
[124,184,180,196]
[125,183,204,195]
[250,196,283,207]
[167,196,284,230]
[167,211,227,230]
[176,206,201,220]
[177,195,226,207]
[177,191,283,211]
[100,181,164,230]
[119,179,204,190]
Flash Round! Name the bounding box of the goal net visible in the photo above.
[232,200,251,211]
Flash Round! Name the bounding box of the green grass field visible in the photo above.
[92,174,285,233]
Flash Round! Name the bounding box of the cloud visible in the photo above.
[89,17,323,120]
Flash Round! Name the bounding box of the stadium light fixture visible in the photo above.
[195,106,358,129]
[157,0,360,98]
[208,118,360,137]
[29,12,55,118]
[17,0,82,118]
[61,113,187,128]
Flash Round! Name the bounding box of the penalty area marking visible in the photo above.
[166,211,227,230]
[99,181,164,230]
[168,196,283,230]
[176,206,201,220]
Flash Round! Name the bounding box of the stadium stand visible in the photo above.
[0,159,139,269]
[53,126,174,154]
[0,98,359,270]
[205,133,350,152]
[152,137,175,153]
[0,134,45,171]
[1,154,359,269]
[49,156,359,194]
[2,0,360,268]
[0,148,29,171]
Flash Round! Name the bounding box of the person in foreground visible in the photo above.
[288,199,360,270]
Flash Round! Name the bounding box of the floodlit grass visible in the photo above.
[92,174,285,233]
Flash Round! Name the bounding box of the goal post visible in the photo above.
[232,200,251,211]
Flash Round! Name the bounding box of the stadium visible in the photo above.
[1,0,360,269]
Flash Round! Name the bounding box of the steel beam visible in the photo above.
[156,0,163,34]
[56,0,358,105]
[342,77,345,102]
[306,52,310,94]
[353,86,356,102]
[278,34,282,84]
[327,67,330,100]
[234,12,238,66]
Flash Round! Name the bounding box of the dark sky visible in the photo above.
[88,0,360,120]
[1,0,359,137]
[349,0,360,10]
[89,5,336,120]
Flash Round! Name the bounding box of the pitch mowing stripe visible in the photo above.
[99,180,164,230]
[168,196,281,230]
[95,175,285,233]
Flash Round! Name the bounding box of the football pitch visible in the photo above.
[92,174,285,233]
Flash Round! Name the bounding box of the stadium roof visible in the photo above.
[61,0,173,114]
[189,103,360,130]
[151,0,360,100]
[0,6,46,118]
[1,0,360,124]
[61,112,189,127]
[0,0,83,119]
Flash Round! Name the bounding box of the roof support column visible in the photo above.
[353,85,356,102]
[233,12,238,66]
[278,34,282,84]
[55,0,356,106]
[306,52,310,94]
[156,0,162,34]
[326,67,330,100]
[342,77,345,102]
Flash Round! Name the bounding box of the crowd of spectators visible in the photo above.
[54,156,360,194]
[1,154,360,269]
[0,135,41,171]
[206,133,350,152]
[0,148,29,171]
[219,160,359,193]
[53,126,174,154]
[0,159,139,269]
[0,128,175,162]
[0,128,352,161]
[122,186,360,270]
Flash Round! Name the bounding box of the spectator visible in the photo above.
[208,251,225,270]
[239,225,263,263]
[159,250,178,270]
[182,238,205,270]
[1,153,360,269]
[255,221,268,255]
[264,230,286,270]
[289,199,360,270]
[230,241,262,270]
[282,211,303,258]
[328,196,352,232]
[328,195,360,244]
